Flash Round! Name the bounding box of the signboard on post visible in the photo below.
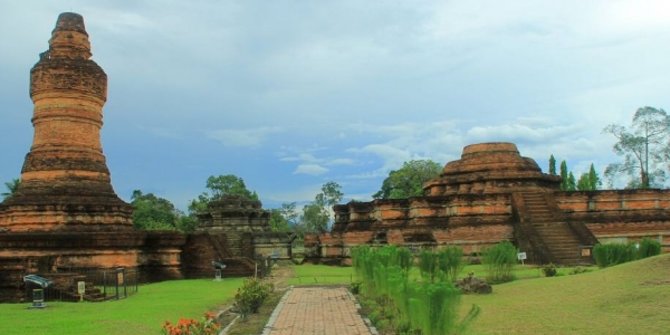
[517,252,527,265]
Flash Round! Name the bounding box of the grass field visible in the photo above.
[460,254,670,334]
[287,262,590,286]
[0,278,244,335]
[1,256,666,335]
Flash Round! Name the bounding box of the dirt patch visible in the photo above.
[641,279,670,286]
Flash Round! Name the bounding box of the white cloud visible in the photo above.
[205,126,282,147]
[328,158,355,166]
[294,164,329,176]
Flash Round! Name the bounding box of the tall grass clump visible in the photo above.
[438,246,464,282]
[637,238,662,259]
[419,246,464,283]
[351,245,478,334]
[593,243,638,268]
[594,238,662,268]
[482,241,517,283]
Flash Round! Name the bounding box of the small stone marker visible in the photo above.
[77,281,86,302]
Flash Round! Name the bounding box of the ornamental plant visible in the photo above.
[161,312,220,335]
[482,241,517,283]
[351,245,479,335]
[234,278,273,318]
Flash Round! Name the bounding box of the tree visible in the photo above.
[549,155,557,175]
[131,190,195,232]
[316,181,343,208]
[188,174,259,215]
[268,210,290,232]
[566,172,576,191]
[301,181,343,233]
[559,160,569,190]
[603,106,670,189]
[577,164,601,191]
[588,164,601,190]
[302,202,329,233]
[373,160,442,199]
[1,178,20,200]
[268,202,299,232]
[205,175,258,201]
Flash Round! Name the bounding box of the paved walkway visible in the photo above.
[262,287,374,335]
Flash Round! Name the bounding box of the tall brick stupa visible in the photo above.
[0,12,132,231]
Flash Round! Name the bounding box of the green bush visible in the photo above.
[638,238,662,259]
[593,243,637,268]
[482,241,518,283]
[542,263,557,277]
[234,278,273,318]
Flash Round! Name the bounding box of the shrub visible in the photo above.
[638,237,662,259]
[542,263,557,277]
[593,243,637,268]
[234,278,273,318]
[482,241,517,283]
[350,281,362,295]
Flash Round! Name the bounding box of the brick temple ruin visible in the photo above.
[307,143,670,265]
[0,13,291,302]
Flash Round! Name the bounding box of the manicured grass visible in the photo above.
[460,254,670,335]
[0,278,244,335]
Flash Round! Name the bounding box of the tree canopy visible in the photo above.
[268,202,299,232]
[301,181,343,233]
[1,178,20,200]
[373,160,442,199]
[603,106,670,188]
[188,174,259,214]
[131,190,196,232]
[576,164,601,191]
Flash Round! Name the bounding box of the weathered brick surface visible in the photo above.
[0,12,132,232]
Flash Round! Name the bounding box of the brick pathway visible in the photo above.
[262,286,373,335]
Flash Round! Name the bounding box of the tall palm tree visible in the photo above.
[1,178,20,200]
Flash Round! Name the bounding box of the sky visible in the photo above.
[1,1,670,210]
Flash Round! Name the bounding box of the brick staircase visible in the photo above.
[514,192,595,265]
[205,231,256,276]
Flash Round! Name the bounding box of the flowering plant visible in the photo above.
[161,312,220,335]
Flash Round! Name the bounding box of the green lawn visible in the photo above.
[286,262,590,286]
[2,256,664,335]
[288,264,354,285]
[0,278,244,335]
[461,254,670,334]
